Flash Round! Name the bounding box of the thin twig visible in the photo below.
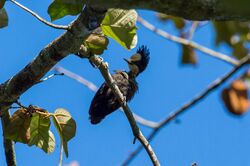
[54,66,98,92]
[58,143,63,166]
[121,55,250,165]
[10,0,69,30]
[0,6,105,166]
[89,55,160,166]
[15,100,28,110]
[54,66,159,128]
[137,16,239,66]
[36,73,64,84]
[188,21,199,40]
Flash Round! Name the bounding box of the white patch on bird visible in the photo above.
[120,71,129,79]
[129,53,142,62]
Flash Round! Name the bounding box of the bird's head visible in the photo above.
[124,45,150,77]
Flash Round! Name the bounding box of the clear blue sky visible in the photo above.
[1,1,250,166]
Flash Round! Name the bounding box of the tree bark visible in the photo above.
[88,0,250,21]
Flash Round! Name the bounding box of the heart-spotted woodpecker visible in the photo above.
[89,45,150,124]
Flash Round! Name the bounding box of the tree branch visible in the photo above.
[88,55,160,166]
[0,6,106,166]
[10,0,69,30]
[54,66,159,128]
[88,0,250,21]
[1,110,16,166]
[137,16,239,66]
[0,7,105,109]
[122,55,250,165]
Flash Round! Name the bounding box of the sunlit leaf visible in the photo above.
[4,108,31,144]
[28,112,55,153]
[221,79,249,115]
[101,9,138,49]
[52,108,76,157]
[48,0,84,21]
[0,8,8,28]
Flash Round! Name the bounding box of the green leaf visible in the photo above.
[4,108,31,144]
[48,0,84,21]
[0,8,8,28]
[84,33,109,55]
[28,112,55,153]
[172,17,185,30]
[101,9,138,49]
[0,0,6,9]
[52,108,76,157]
[213,21,250,59]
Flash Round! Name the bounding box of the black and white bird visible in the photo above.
[89,45,150,124]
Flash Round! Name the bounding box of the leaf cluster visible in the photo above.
[4,106,76,157]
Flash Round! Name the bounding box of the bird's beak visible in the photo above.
[123,58,132,64]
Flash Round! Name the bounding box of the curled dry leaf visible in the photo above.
[221,79,249,115]
[84,33,109,55]
[4,108,31,144]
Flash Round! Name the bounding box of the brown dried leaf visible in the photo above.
[221,80,249,115]
[181,44,197,65]
[4,108,31,144]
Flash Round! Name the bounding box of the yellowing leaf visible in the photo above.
[101,9,138,49]
[84,33,109,55]
[4,108,31,144]
[52,108,76,157]
[0,8,8,28]
[28,112,55,153]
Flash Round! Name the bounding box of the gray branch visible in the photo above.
[54,66,159,128]
[137,16,239,66]
[122,55,250,165]
[0,6,106,166]
[1,111,16,166]
[0,7,105,108]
